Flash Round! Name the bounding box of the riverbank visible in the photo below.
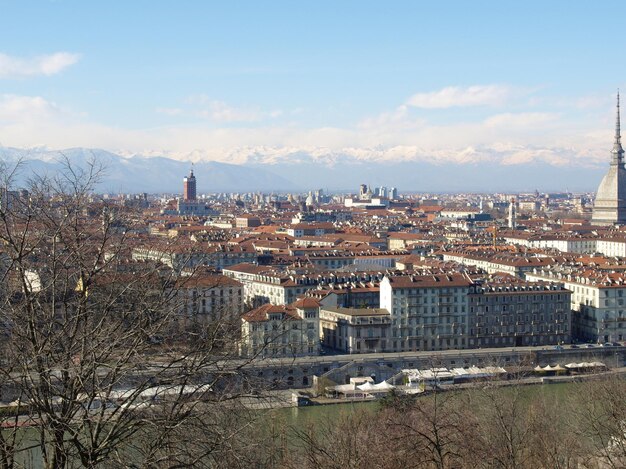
[241,365,626,410]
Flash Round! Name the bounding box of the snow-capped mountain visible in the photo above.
[0,145,605,193]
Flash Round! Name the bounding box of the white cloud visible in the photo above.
[155,107,183,116]
[406,85,513,108]
[358,105,411,129]
[482,112,558,129]
[0,95,61,122]
[0,52,81,78]
[159,95,282,123]
[0,89,616,171]
[196,100,261,122]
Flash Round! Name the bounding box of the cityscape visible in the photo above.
[1,2,626,469]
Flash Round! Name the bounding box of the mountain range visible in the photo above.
[0,146,606,194]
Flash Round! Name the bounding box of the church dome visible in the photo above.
[592,93,626,226]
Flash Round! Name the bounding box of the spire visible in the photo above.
[616,91,621,145]
[612,90,625,166]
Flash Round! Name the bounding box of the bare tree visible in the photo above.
[524,390,586,469]
[289,408,391,469]
[381,387,473,469]
[0,160,273,468]
[572,376,626,469]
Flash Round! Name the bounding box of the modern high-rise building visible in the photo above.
[183,169,197,201]
[359,183,369,200]
[592,93,626,226]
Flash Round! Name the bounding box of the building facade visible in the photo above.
[239,298,320,358]
[183,169,197,201]
[319,307,392,353]
[379,274,473,352]
[173,273,244,325]
[468,281,571,348]
[526,267,626,343]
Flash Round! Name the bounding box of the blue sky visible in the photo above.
[1,0,625,168]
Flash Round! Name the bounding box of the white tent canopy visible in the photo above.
[357,382,376,391]
[564,362,606,369]
[372,381,395,391]
[333,384,357,393]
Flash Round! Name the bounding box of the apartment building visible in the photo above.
[502,233,597,254]
[305,250,407,270]
[132,243,257,270]
[319,307,392,353]
[172,273,244,324]
[526,267,626,343]
[239,298,320,358]
[442,250,567,277]
[468,281,571,348]
[224,263,385,307]
[379,274,473,352]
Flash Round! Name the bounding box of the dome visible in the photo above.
[592,93,626,226]
[592,165,626,225]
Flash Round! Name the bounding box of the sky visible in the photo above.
[1,0,626,170]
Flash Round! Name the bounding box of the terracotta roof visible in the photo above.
[241,303,300,322]
[175,274,242,289]
[321,306,390,317]
[291,297,321,309]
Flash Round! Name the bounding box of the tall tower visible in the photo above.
[592,92,626,225]
[508,197,517,229]
[359,184,368,200]
[183,168,197,201]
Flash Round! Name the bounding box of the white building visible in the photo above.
[379,274,473,352]
[319,307,392,354]
[502,233,597,254]
[596,238,626,257]
[239,298,320,357]
[526,267,626,343]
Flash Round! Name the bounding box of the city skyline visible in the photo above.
[1,0,626,186]
[2,5,626,465]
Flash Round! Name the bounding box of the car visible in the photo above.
[584,344,596,348]
[553,345,564,351]
[570,344,579,349]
